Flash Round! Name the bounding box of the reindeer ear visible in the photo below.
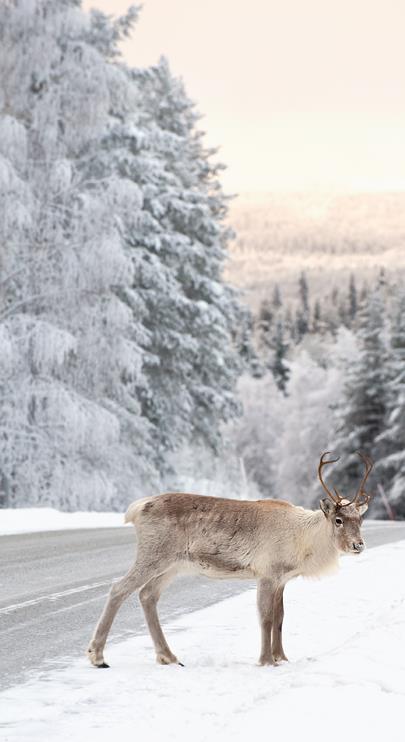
[320,498,335,517]
[357,502,369,516]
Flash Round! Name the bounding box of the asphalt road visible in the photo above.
[1,520,404,691]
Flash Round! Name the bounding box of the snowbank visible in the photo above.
[0,507,125,535]
[1,540,404,741]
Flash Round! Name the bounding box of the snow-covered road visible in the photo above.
[1,515,404,692]
[1,539,404,742]
[0,526,247,691]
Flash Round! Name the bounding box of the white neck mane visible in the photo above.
[296,508,340,578]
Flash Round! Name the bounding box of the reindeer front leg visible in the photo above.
[257,578,276,665]
[271,584,288,662]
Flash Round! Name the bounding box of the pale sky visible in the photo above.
[83,0,405,193]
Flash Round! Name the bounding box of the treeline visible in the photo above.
[240,270,369,391]
[232,271,405,518]
[0,1,241,510]
[230,192,405,258]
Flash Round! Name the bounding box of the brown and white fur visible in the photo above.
[87,487,368,668]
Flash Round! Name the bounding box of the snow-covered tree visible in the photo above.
[312,298,322,333]
[295,271,310,341]
[272,283,282,310]
[127,57,241,458]
[348,273,358,324]
[273,331,355,507]
[236,305,262,377]
[0,0,156,509]
[271,319,289,393]
[257,298,274,357]
[228,372,285,498]
[332,288,389,499]
[376,291,405,518]
[0,3,241,508]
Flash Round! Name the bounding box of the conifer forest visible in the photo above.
[1,0,404,519]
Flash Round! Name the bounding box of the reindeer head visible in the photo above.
[318,451,373,554]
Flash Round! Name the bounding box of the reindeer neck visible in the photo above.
[294,507,340,578]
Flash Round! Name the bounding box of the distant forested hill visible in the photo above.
[226,191,405,309]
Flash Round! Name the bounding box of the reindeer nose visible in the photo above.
[352,541,364,552]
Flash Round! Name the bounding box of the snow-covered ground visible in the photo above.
[1,540,404,742]
[0,508,125,535]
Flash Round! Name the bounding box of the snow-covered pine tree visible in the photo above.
[338,297,349,328]
[237,305,262,377]
[312,299,322,333]
[348,273,358,325]
[284,305,295,344]
[375,290,405,518]
[257,298,274,357]
[322,285,342,336]
[127,57,241,458]
[272,283,282,311]
[270,319,290,394]
[257,284,285,360]
[332,287,389,499]
[295,271,310,341]
[331,286,339,307]
[360,281,369,304]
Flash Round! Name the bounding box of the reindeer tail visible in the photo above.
[124,497,154,525]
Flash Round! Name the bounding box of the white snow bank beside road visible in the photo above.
[0,507,125,535]
[2,541,405,742]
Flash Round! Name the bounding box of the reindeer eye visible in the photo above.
[335,517,343,526]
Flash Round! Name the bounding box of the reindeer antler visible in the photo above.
[318,452,341,503]
[342,451,373,507]
[318,451,373,508]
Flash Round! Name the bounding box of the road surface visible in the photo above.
[1,520,404,690]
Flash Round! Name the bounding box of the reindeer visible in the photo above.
[87,451,372,668]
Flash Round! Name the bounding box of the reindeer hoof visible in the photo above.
[259,657,276,666]
[156,651,179,665]
[87,644,108,668]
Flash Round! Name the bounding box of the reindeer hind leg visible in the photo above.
[87,554,176,668]
[139,567,183,666]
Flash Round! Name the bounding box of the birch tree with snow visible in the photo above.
[0,1,241,509]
